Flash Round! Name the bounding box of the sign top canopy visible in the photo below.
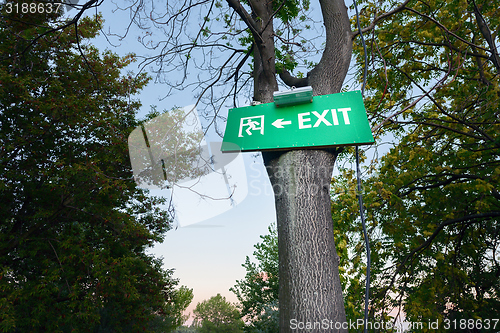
[273,86,313,107]
[221,90,374,152]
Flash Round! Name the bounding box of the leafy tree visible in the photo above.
[0,6,191,332]
[192,294,245,333]
[147,285,195,332]
[331,0,500,328]
[231,226,279,333]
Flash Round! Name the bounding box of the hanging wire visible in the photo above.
[352,0,371,331]
[356,145,371,333]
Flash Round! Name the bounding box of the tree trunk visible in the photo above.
[246,0,352,330]
[260,0,352,331]
[263,149,347,332]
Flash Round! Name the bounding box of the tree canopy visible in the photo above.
[192,293,245,333]
[332,0,500,327]
[0,6,191,332]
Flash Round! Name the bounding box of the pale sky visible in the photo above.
[151,156,276,319]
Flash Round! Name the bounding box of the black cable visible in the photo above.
[356,146,370,332]
[352,0,371,332]
[353,0,368,96]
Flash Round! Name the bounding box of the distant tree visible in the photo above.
[0,7,189,332]
[231,226,279,333]
[173,326,200,333]
[165,286,196,329]
[192,294,245,333]
[147,286,194,332]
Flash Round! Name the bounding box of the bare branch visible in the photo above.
[225,44,254,83]
[226,0,262,43]
[352,0,412,38]
[371,64,452,133]
[273,33,302,48]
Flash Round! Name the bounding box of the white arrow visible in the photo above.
[272,118,292,129]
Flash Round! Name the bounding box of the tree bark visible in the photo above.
[262,149,347,332]
[248,0,278,103]
[260,0,352,331]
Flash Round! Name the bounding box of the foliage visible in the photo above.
[231,225,279,333]
[148,286,195,332]
[0,7,190,332]
[332,0,500,328]
[192,294,245,333]
[330,171,368,322]
[231,225,358,331]
[173,326,200,333]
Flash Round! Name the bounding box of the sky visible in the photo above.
[82,0,377,323]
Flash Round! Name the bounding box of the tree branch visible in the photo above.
[399,173,482,197]
[262,0,287,35]
[378,211,500,301]
[405,7,491,53]
[352,0,412,38]
[371,63,452,133]
[225,44,254,83]
[278,69,308,87]
[11,0,102,59]
[471,0,500,72]
[226,0,263,43]
[307,0,352,95]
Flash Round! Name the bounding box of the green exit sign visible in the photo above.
[221,90,374,152]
